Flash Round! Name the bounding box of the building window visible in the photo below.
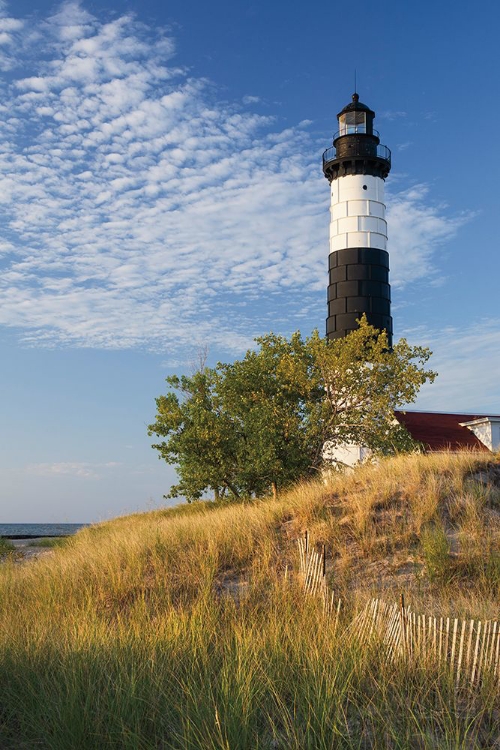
[339,111,366,136]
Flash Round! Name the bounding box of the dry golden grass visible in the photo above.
[1,450,499,748]
[284,451,500,612]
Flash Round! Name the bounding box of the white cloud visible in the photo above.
[25,461,121,479]
[0,3,474,358]
[242,95,260,105]
[0,18,23,32]
[379,110,407,120]
[47,1,95,28]
[408,319,500,413]
[386,185,470,288]
[0,4,23,68]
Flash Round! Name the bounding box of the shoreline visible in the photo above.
[2,537,58,563]
[0,534,69,540]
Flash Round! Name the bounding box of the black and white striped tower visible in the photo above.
[322,93,392,346]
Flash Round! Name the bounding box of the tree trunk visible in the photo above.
[271,481,278,500]
[224,480,240,499]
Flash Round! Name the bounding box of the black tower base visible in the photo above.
[326,247,393,346]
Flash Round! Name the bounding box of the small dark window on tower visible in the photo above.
[363,185,367,190]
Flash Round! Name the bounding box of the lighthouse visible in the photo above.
[322,93,392,346]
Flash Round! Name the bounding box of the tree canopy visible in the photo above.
[148,317,436,501]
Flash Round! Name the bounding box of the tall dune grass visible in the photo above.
[0,451,499,748]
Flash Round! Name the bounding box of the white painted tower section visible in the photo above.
[329,174,387,254]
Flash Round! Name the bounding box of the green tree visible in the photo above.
[309,316,436,457]
[148,368,241,501]
[148,316,436,500]
[217,331,324,498]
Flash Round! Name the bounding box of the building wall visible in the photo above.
[322,440,372,468]
[463,419,500,452]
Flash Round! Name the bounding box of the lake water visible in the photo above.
[0,523,88,539]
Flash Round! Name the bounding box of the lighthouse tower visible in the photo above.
[322,93,392,346]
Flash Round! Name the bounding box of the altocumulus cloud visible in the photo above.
[0,1,465,354]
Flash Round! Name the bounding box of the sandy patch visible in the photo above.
[3,538,56,563]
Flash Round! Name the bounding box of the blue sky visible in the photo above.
[1,0,499,522]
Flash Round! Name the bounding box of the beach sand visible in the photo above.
[7,538,55,562]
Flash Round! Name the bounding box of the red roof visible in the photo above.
[394,411,499,452]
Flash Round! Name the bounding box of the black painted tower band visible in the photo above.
[326,248,392,340]
[322,94,393,346]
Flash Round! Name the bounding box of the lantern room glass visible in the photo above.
[338,111,367,135]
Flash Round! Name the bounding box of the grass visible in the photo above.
[28,536,70,548]
[0,451,499,748]
[0,538,15,557]
[420,523,453,583]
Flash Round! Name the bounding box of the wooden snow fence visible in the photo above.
[297,533,500,689]
[297,531,342,622]
[354,598,500,687]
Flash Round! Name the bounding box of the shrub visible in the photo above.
[420,523,453,583]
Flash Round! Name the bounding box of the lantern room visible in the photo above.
[337,94,375,137]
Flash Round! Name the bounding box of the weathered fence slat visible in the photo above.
[471,620,482,683]
[487,621,497,672]
[450,618,459,667]
[456,618,467,686]
[478,621,490,681]
[465,620,474,675]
